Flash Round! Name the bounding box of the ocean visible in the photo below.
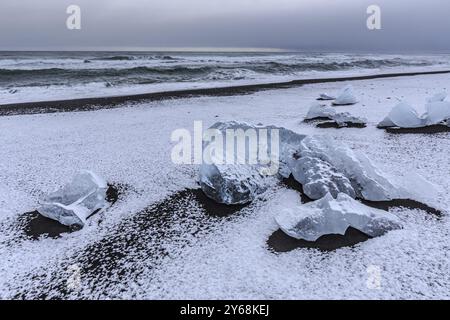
[1,51,449,104]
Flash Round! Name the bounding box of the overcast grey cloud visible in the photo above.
[0,0,449,52]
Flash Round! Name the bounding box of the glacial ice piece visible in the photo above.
[275,193,402,241]
[37,171,108,228]
[199,121,306,204]
[427,92,447,103]
[290,156,356,199]
[332,85,358,106]
[305,103,336,120]
[305,104,366,127]
[318,93,336,101]
[424,101,450,125]
[291,135,401,201]
[377,102,425,128]
[332,112,367,127]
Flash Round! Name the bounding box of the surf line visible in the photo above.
[180,304,215,318]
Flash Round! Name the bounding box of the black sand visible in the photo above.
[2,70,450,116]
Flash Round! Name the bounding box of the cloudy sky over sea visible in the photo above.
[0,0,449,52]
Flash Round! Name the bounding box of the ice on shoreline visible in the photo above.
[276,193,402,242]
[332,85,358,106]
[37,171,108,228]
[378,99,450,128]
[199,121,306,204]
[305,103,366,127]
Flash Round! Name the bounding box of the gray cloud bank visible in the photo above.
[0,0,449,52]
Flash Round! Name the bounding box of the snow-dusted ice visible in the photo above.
[332,85,358,106]
[199,121,306,204]
[37,171,108,228]
[275,193,402,242]
[305,103,336,120]
[305,103,366,127]
[291,135,403,201]
[318,93,336,101]
[378,100,450,128]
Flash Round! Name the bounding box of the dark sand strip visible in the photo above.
[2,70,450,116]
[268,228,371,253]
[385,124,450,134]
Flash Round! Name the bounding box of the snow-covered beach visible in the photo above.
[1,70,450,300]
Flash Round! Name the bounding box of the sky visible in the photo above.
[0,0,449,52]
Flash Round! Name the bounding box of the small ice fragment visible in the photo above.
[305,103,336,120]
[332,85,358,106]
[318,93,336,101]
[275,193,402,242]
[37,171,108,228]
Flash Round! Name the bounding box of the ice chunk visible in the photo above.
[275,193,402,241]
[291,135,401,201]
[378,102,425,128]
[199,121,306,204]
[424,101,450,125]
[317,93,336,101]
[305,104,366,127]
[332,112,367,127]
[332,85,358,106]
[305,103,336,120]
[427,92,447,103]
[290,156,356,199]
[37,171,108,228]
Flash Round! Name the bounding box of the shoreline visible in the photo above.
[1,69,450,116]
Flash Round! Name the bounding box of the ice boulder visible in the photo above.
[275,193,402,241]
[378,100,450,129]
[377,102,425,128]
[424,101,450,126]
[317,93,336,101]
[199,121,306,204]
[332,85,358,106]
[37,171,108,228]
[305,103,336,120]
[290,135,402,201]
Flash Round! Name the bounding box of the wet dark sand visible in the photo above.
[17,184,121,240]
[268,228,371,252]
[2,70,450,116]
[316,121,367,129]
[385,124,450,134]
[13,188,250,299]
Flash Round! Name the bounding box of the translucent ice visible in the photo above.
[199,121,306,204]
[424,101,450,125]
[37,171,108,228]
[377,102,425,128]
[332,85,358,106]
[291,135,401,201]
[305,104,366,127]
[305,103,336,120]
[275,193,402,241]
[318,93,336,101]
